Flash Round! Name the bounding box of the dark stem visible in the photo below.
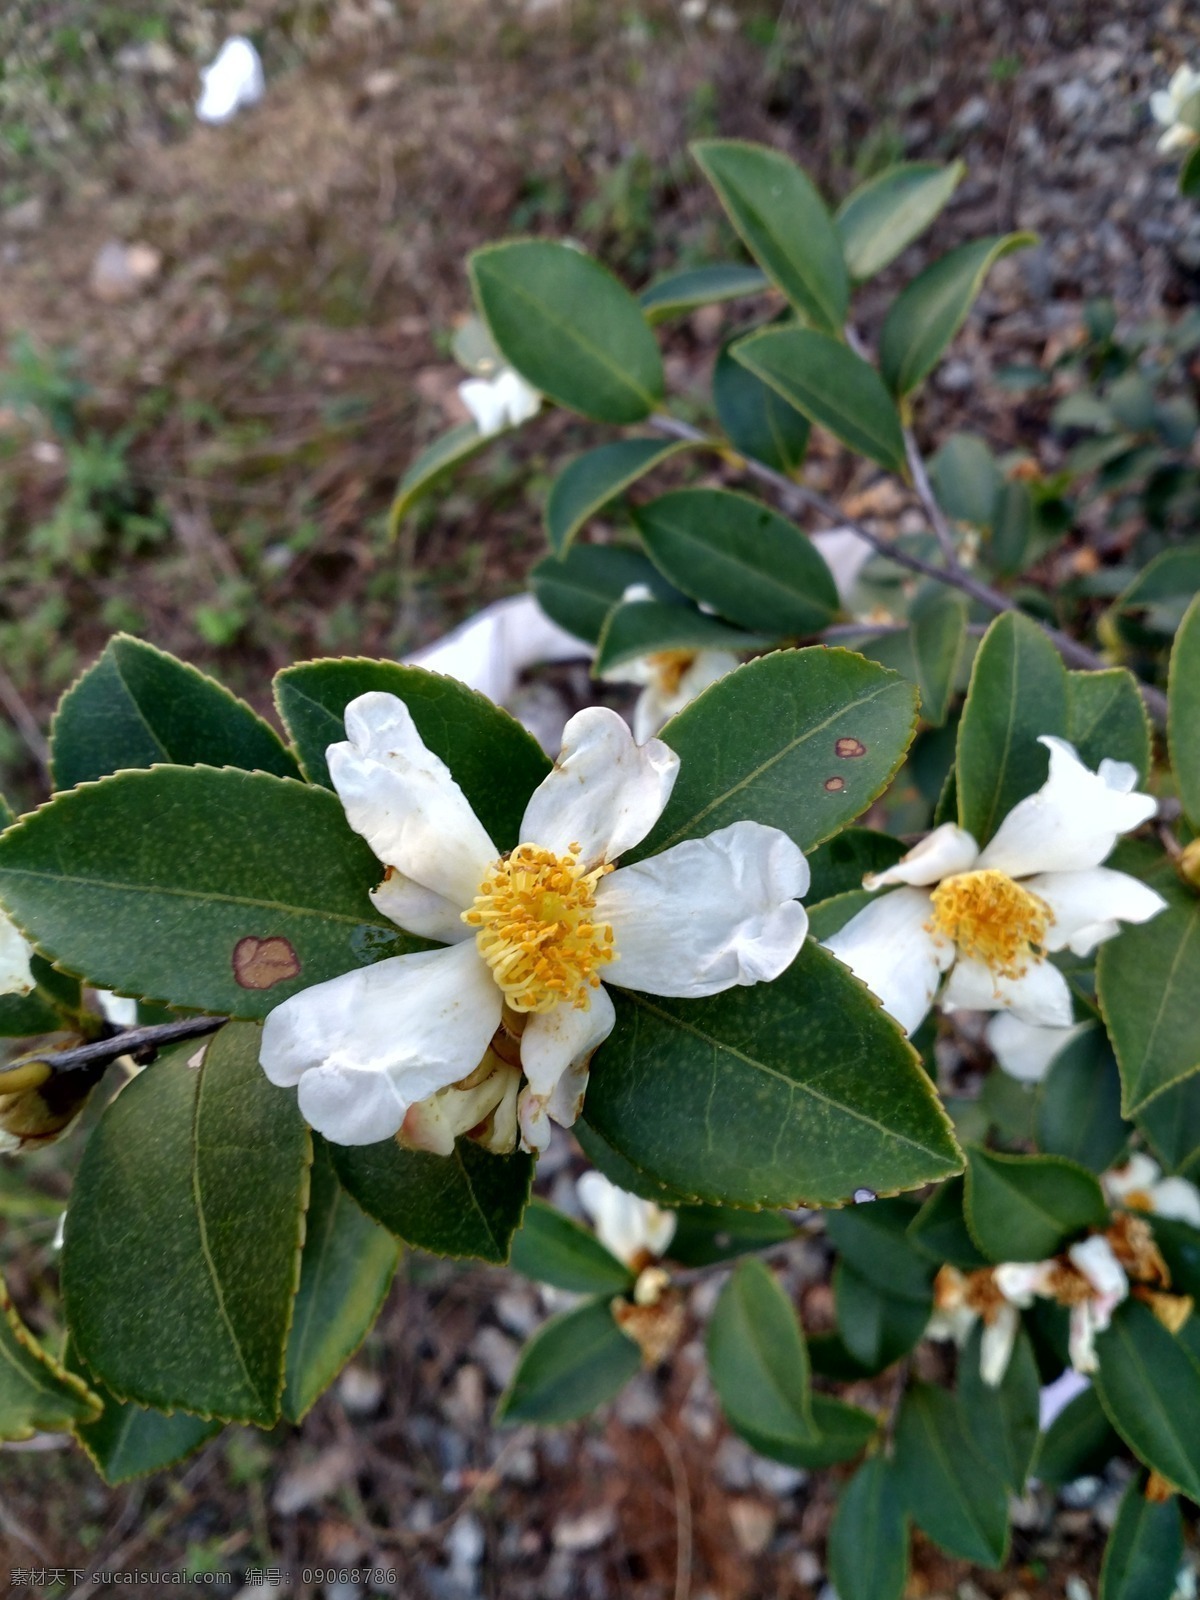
[18,1014,228,1076]
[648,412,1170,728]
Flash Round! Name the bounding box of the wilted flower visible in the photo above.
[0,912,35,1000]
[577,1170,677,1270]
[458,368,541,438]
[927,1263,1026,1386]
[196,36,265,125]
[1103,1152,1200,1229]
[997,1235,1129,1376]
[823,737,1165,1035]
[606,646,740,743]
[260,693,809,1153]
[1151,65,1200,154]
[984,1012,1088,1082]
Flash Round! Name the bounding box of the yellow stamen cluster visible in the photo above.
[647,649,697,698]
[463,843,615,1013]
[928,868,1052,979]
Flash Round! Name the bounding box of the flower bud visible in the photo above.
[1178,836,1200,891]
[0,1059,106,1152]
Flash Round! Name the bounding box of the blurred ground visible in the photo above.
[2,1,1200,1595]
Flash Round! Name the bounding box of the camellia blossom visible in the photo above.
[996,1234,1129,1376]
[577,1170,677,1270]
[260,693,809,1152]
[457,368,541,438]
[606,647,740,743]
[823,737,1165,1035]
[927,1264,1027,1386]
[985,1012,1088,1083]
[1102,1152,1200,1229]
[0,911,35,999]
[1151,64,1200,154]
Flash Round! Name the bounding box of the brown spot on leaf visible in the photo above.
[824,776,846,792]
[835,737,867,758]
[233,935,301,990]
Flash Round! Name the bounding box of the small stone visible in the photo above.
[3,196,44,233]
[793,1552,822,1585]
[363,69,402,98]
[728,1496,776,1556]
[445,1512,486,1573]
[1094,1487,1124,1530]
[936,358,975,393]
[498,1444,539,1486]
[614,1373,661,1427]
[89,240,162,303]
[553,1505,617,1552]
[272,1445,357,1515]
[494,1287,540,1339]
[1059,1474,1103,1509]
[1008,1492,1045,1530]
[116,39,177,74]
[442,1364,485,1429]
[952,95,990,133]
[337,1364,384,1417]
[714,1435,755,1491]
[751,1455,807,1497]
[1064,1579,1092,1600]
[470,1325,519,1390]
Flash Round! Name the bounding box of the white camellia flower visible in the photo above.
[606,647,740,744]
[823,737,1165,1035]
[577,1170,677,1268]
[985,1012,1089,1083]
[0,911,35,999]
[1102,1152,1200,1229]
[997,1234,1129,1376]
[926,1263,1027,1386]
[1151,64,1200,154]
[260,693,809,1153]
[457,368,541,438]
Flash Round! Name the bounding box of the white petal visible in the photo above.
[260,942,502,1145]
[633,684,672,745]
[1038,1368,1091,1430]
[0,911,34,997]
[977,736,1157,878]
[1068,1235,1129,1301]
[1104,1152,1163,1204]
[370,870,472,944]
[926,1305,977,1346]
[986,1013,1087,1083]
[328,691,495,909]
[823,888,951,1036]
[1027,867,1168,956]
[995,1261,1055,1304]
[578,1171,678,1267]
[98,990,140,1027]
[1068,1302,1101,1375]
[518,983,616,1150]
[941,955,1074,1026]
[1151,88,1177,124]
[458,375,509,438]
[599,821,809,998]
[497,368,541,425]
[980,1303,1020,1388]
[1151,1177,1200,1228]
[520,706,679,866]
[630,651,739,744]
[864,823,979,889]
[400,1060,520,1158]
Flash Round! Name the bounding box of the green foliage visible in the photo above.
[959,1322,1040,1492]
[894,1383,1010,1567]
[1035,1026,1130,1173]
[496,1298,641,1425]
[593,599,769,674]
[639,263,769,321]
[1099,1477,1183,1600]
[707,1259,818,1449]
[965,1147,1108,1262]
[508,1199,634,1294]
[1094,1300,1200,1503]
[835,161,964,282]
[712,333,811,472]
[388,422,491,528]
[828,1457,909,1600]
[545,439,692,555]
[530,543,673,645]
[0,1278,101,1441]
[1169,593,1200,826]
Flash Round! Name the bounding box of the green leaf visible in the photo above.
[1112,547,1200,625]
[62,1023,309,1425]
[965,1146,1108,1262]
[281,1138,400,1424]
[1094,1299,1200,1503]
[959,1321,1040,1492]
[1099,1477,1183,1600]
[389,422,491,528]
[638,262,769,321]
[1098,874,1200,1116]
[691,140,848,333]
[732,327,906,473]
[1149,1217,1200,1300]
[469,241,663,424]
[736,1393,878,1468]
[835,1261,930,1372]
[1036,1025,1130,1173]
[879,234,1035,395]
[495,1297,640,1425]
[593,600,769,675]
[0,1278,101,1441]
[330,1138,532,1264]
[585,940,961,1208]
[273,658,550,847]
[633,488,838,635]
[72,1364,220,1485]
[806,828,906,903]
[909,1176,989,1269]
[990,479,1034,575]
[835,160,965,282]
[956,610,1069,846]
[894,1383,1010,1568]
[631,646,919,860]
[544,438,692,555]
[825,1197,932,1302]
[1068,667,1152,784]
[1182,143,1200,199]
[1138,1074,1200,1180]
[713,333,811,472]
[929,433,1001,527]
[828,1457,910,1600]
[574,1119,693,1207]
[0,765,406,1021]
[0,982,69,1038]
[1036,1383,1120,1486]
[52,635,298,790]
[912,593,970,725]
[508,1198,634,1294]
[1170,592,1200,827]
[707,1258,817,1449]
[667,1204,795,1267]
[530,543,676,645]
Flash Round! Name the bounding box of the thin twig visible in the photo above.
[648,1418,693,1600]
[903,425,962,570]
[648,412,1170,727]
[668,1220,824,1289]
[0,662,50,780]
[12,1015,227,1076]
